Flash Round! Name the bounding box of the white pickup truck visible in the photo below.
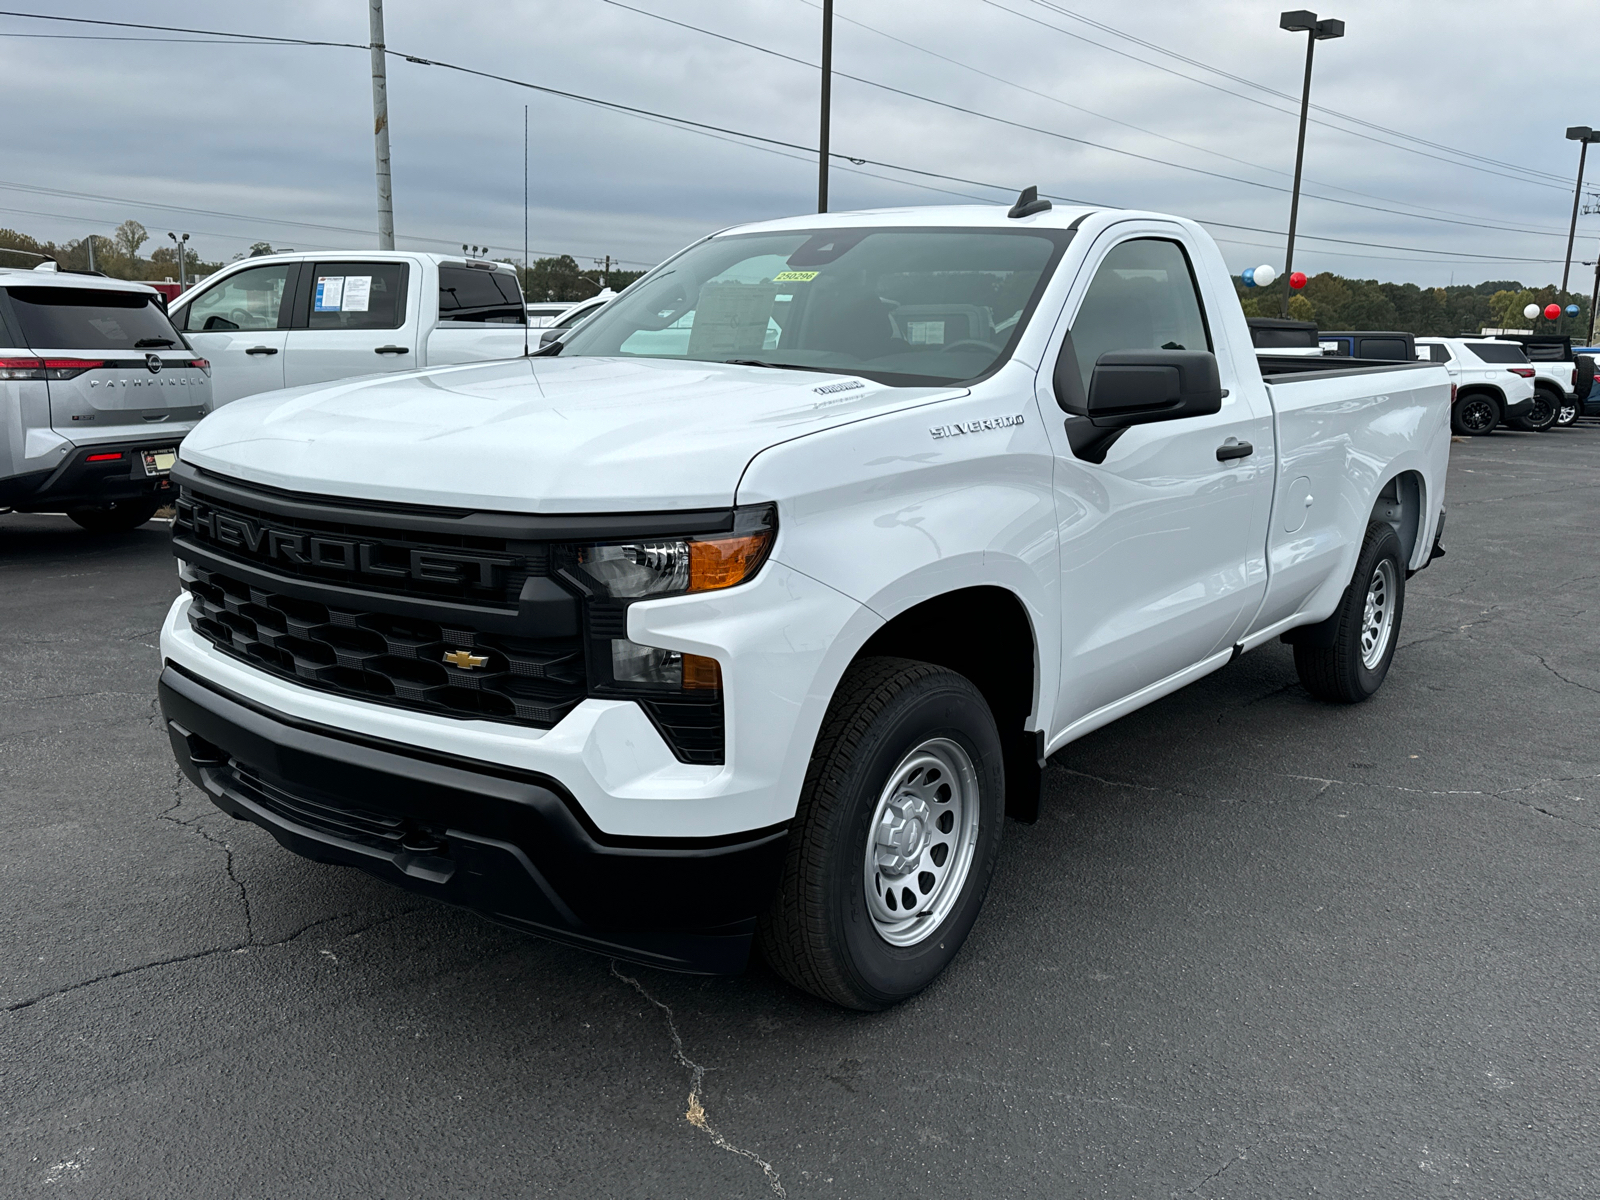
[158,197,1451,1009]
[169,252,529,406]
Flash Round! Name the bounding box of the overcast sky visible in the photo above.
[3,0,1596,288]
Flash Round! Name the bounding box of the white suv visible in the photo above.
[1416,338,1538,435]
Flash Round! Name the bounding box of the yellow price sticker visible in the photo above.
[772,270,819,282]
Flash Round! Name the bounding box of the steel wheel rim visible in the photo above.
[1461,399,1495,433]
[863,737,981,947]
[1361,558,1397,670]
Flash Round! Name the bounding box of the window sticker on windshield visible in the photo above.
[907,320,946,346]
[314,276,345,311]
[772,270,818,283]
[341,276,372,312]
[686,282,779,357]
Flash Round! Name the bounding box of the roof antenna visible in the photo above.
[1007,185,1052,219]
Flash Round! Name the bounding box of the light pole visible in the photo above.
[818,0,833,213]
[369,0,395,250]
[167,231,190,292]
[1278,10,1343,318]
[1561,126,1599,294]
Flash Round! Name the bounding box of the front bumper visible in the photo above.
[159,663,789,973]
[12,437,179,512]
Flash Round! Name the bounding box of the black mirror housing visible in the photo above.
[1056,346,1225,463]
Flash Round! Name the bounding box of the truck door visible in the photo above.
[173,262,292,405]
[283,260,417,387]
[1039,227,1276,732]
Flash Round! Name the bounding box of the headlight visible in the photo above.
[569,504,776,600]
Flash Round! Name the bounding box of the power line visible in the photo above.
[0,8,365,48]
[594,0,1576,241]
[983,0,1573,193]
[1021,0,1572,185]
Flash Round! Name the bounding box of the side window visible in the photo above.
[306,262,409,331]
[1069,238,1210,393]
[1427,344,1452,363]
[182,264,291,332]
[438,265,525,324]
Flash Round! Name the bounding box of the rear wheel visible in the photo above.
[1517,390,1559,432]
[1295,522,1406,704]
[758,657,1005,1010]
[1555,396,1580,427]
[67,496,162,533]
[1451,392,1500,436]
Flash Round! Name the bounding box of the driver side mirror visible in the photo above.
[1055,340,1225,462]
[538,328,565,347]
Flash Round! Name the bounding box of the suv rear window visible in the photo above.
[438,265,525,324]
[1467,342,1530,364]
[5,286,186,351]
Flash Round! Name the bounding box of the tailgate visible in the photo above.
[46,354,210,434]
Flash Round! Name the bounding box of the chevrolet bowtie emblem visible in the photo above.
[442,650,489,670]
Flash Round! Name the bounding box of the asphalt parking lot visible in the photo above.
[3,429,1598,1199]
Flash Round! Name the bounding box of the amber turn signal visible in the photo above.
[682,653,722,690]
[688,530,774,592]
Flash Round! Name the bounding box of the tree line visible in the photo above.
[0,220,643,302]
[1235,272,1595,340]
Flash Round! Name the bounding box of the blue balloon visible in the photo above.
[1567,304,1581,315]
[1242,268,1256,287]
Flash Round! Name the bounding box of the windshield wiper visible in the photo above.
[723,358,840,375]
[135,337,176,348]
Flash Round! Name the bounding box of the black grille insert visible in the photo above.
[184,563,587,727]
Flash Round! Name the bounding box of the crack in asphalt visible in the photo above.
[610,963,786,1197]
[1531,653,1600,698]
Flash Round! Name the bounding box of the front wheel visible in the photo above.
[758,658,1005,1010]
[1517,391,1559,432]
[1294,521,1406,703]
[67,496,162,533]
[1555,398,1580,428]
[1451,392,1501,436]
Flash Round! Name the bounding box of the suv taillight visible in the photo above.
[0,358,106,380]
[1509,367,1535,378]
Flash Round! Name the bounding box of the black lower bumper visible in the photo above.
[11,440,177,512]
[158,664,787,973]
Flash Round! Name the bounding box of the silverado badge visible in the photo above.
[442,650,489,670]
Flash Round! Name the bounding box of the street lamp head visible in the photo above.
[1280,9,1317,31]
[1314,18,1344,39]
[1568,126,1594,141]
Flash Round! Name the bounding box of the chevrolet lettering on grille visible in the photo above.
[175,497,521,587]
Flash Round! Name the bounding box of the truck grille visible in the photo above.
[183,563,586,727]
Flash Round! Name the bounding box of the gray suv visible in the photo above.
[0,265,212,532]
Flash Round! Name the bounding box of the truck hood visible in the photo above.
[180,356,966,512]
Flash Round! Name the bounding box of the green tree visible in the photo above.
[113,219,148,261]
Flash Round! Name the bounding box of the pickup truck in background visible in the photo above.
[1320,330,1417,361]
[1246,316,1323,356]
[169,252,529,406]
[1416,336,1543,433]
[158,198,1451,1009]
[1,265,211,531]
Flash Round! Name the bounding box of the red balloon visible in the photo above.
[1544,303,1561,320]
[1289,271,1307,289]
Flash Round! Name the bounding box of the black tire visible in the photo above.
[67,496,162,534]
[1294,522,1406,704]
[1555,397,1580,428]
[1517,389,1559,432]
[758,657,1005,1010]
[1451,392,1500,436]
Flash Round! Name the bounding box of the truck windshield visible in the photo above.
[5,286,187,352]
[556,227,1071,386]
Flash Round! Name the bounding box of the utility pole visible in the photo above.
[1562,126,1598,294]
[369,0,395,250]
[85,234,96,272]
[1589,248,1600,347]
[817,0,833,213]
[1277,11,1343,317]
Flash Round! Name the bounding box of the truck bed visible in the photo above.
[1257,355,1434,382]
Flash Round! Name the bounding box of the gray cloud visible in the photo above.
[3,0,1594,287]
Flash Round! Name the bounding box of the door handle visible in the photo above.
[245,346,278,356]
[374,345,411,355]
[1216,439,1253,461]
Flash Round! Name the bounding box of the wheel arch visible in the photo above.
[1371,469,1425,568]
[854,585,1043,822]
